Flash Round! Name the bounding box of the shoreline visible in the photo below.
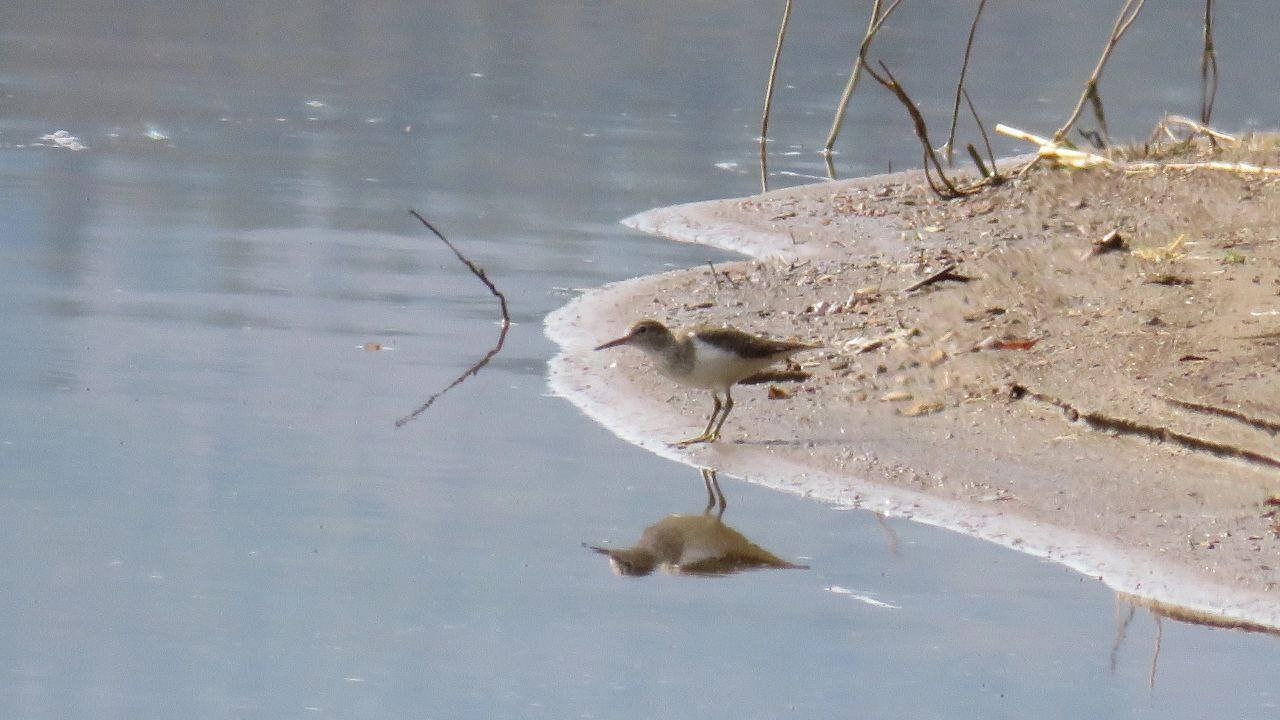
[546,164,1280,632]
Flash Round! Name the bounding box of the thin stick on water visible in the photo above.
[1053,0,1147,143]
[396,210,512,428]
[409,210,510,324]
[822,0,885,155]
[942,0,989,164]
[760,0,794,192]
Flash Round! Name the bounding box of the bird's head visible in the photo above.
[587,545,658,576]
[594,319,673,353]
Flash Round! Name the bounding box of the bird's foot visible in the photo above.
[670,430,720,448]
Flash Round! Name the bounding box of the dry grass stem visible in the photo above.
[1200,0,1218,125]
[997,122,1279,178]
[1148,114,1237,146]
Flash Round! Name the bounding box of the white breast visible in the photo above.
[660,338,776,390]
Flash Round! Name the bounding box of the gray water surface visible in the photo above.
[2,2,1279,718]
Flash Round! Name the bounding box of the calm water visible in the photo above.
[3,2,1279,718]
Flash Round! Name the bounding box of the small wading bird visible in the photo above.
[588,468,808,576]
[594,319,819,445]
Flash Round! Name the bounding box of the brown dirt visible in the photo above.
[547,138,1280,630]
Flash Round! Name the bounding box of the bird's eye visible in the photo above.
[636,326,647,334]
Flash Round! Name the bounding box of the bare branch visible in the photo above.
[943,0,989,164]
[395,324,510,428]
[396,211,512,428]
[823,0,886,154]
[408,210,510,326]
[863,59,969,198]
[1053,0,1147,143]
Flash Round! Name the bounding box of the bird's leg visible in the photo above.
[672,393,724,447]
[702,392,725,439]
[709,469,727,518]
[708,387,735,442]
[701,467,717,515]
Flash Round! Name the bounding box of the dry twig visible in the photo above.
[1148,114,1237,146]
[965,144,990,179]
[1200,0,1218,125]
[943,0,989,164]
[902,264,972,293]
[396,211,512,428]
[823,0,888,155]
[760,0,794,192]
[1054,0,1147,144]
[963,89,1000,180]
[847,1,991,199]
[863,60,971,198]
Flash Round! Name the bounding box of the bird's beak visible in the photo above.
[593,335,631,351]
[585,544,611,555]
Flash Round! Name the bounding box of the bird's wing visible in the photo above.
[691,327,817,359]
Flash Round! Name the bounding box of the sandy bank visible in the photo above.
[547,159,1280,632]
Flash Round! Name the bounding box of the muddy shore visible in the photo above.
[546,150,1280,631]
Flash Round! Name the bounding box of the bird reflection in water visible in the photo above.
[588,468,808,576]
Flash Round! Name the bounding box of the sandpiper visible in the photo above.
[594,319,819,445]
[588,469,808,576]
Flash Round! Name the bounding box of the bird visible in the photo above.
[588,468,808,576]
[594,318,819,445]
